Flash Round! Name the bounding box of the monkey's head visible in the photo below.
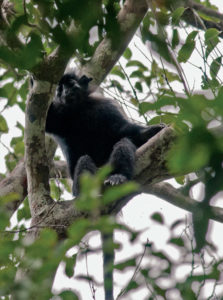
[56,73,92,103]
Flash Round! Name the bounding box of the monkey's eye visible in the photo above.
[64,79,78,89]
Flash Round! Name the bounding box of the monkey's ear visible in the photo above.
[79,75,93,85]
[30,76,34,88]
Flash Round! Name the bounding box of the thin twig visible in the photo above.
[117,240,148,299]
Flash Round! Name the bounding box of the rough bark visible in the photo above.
[24,81,54,219]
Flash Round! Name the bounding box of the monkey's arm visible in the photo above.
[122,123,166,147]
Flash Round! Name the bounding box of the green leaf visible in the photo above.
[0,46,17,67]
[164,70,181,83]
[142,30,172,63]
[149,115,189,134]
[0,193,19,205]
[11,0,24,14]
[178,31,198,63]
[170,219,185,230]
[172,7,186,25]
[205,28,220,58]
[19,79,29,102]
[124,280,139,294]
[139,102,154,114]
[188,31,199,41]
[65,255,77,278]
[110,80,124,92]
[17,197,31,221]
[60,178,72,193]
[0,115,8,133]
[68,219,90,243]
[210,56,222,78]
[156,11,169,26]
[130,70,144,78]
[103,182,138,205]
[178,40,195,62]
[0,82,14,99]
[169,237,184,247]
[172,28,180,49]
[152,251,170,261]
[126,60,148,71]
[151,212,164,224]
[19,32,44,69]
[0,33,44,70]
[110,66,125,79]
[123,48,132,60]
[0,210,10,230]
[59,291,78,300]
[205,28,219,42]
[130,97,139,107]
[11,137,24,155]
[0,80,18,106]
[50,180,62,200]
[115,258,136,270]
[175,176,185,185]
[135,81,143,92]
[5,153,18,171]
[167,129,212,174]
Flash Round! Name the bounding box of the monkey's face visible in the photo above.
[56,73,92,103]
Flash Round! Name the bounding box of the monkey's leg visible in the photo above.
[73,155,97,196]
[104,138,136,186]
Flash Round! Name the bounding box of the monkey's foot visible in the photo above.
[104,174,127,186]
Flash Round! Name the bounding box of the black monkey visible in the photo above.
[46,73,165,196]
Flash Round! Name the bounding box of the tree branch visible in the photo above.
[3,123,223,241]
[187,0,223,22]
[80,0,148,87]
[180,0,223,38]
[143,181,223,224]
[24,81,54,218]
[26,127,177,232]
[0,159,26,214]
[1,126,174,217]
[134,126,175,185]
[0,137,61,217]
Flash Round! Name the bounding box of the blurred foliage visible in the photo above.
[1,173,222,299]
[1,0,223,299]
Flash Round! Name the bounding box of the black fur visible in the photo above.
[46,73,165,196]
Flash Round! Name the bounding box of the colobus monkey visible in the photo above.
[46,73,165,195]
